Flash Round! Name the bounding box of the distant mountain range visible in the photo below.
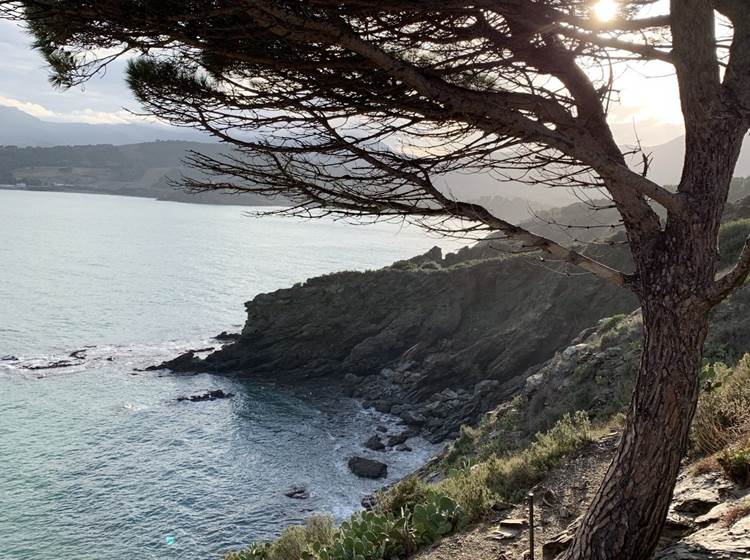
[1,105,748,213]
[643,135,750,186]
[0,106,208,147]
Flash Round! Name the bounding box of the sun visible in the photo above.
[593,0,618,22]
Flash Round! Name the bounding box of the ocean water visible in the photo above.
[0,191,460,560]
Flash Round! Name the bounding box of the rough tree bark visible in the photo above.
[562,282,709,559]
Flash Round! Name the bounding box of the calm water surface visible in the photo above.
[0,191,461,560]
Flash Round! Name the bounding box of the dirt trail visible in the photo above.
[416,433,618,560]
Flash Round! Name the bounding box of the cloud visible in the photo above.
[0,95,158,125]
[0,21,144,123]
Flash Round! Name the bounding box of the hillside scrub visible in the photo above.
[692,355,750,456]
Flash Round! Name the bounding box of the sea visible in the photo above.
[0,190,464,560]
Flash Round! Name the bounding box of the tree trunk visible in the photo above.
[558,106,743,556]
[560,295,709,560]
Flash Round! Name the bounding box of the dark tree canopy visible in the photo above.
[7,0,745,290]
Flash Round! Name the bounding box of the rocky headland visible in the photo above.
[154,240,638,442]
[153,196,750,446]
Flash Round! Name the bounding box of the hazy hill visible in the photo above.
[645,135,750,186]
[2,106,749,213]
[0,106,207,147]
[0,140,279,206]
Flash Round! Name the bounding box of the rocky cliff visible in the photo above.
[159,241,638,441]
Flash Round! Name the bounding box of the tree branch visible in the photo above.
[707,234,750,305]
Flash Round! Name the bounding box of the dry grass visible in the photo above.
[691,455,722,476]
[692,355,750,456]
[721,499,750,528]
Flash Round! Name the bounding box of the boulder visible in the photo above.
[364,435,385,451]
[543,528,575,560]
[348,457,388,479]
[402,411,427,427]
[361,494,378,510]
[387,430,413,447]
[672,474,733,515]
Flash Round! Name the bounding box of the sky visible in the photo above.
[0,11,686,147]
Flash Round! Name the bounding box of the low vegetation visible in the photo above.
[721,498,750,528]
[691,355,750,487]
[225,495,466,560]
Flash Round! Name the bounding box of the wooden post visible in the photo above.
[528,491,535,560]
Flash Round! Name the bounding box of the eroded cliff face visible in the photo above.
[164,243,637,441]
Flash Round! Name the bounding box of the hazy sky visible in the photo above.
[0,15,685,146]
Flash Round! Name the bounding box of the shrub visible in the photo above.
[315,496,465,560]
[599,314,626,334]
[719,219,750,269]
[441,396,524,471]
[316,511,409,560]
[225,516,335,560]
[718,444,750,487]
[691,455,721,476]
[692,355,750,456]
[304,515,337,549]
[484,411,593,502]
[273,526,312,560]
[411,495,466,547]
[225,542,271,560]
[441,425,479,470]
[375,476,432,516]
[434,470,492,522]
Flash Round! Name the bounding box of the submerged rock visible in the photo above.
[23,359,80,370]
[176,389,234,402]
[284,485,309,500]
[348,457,388,479]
